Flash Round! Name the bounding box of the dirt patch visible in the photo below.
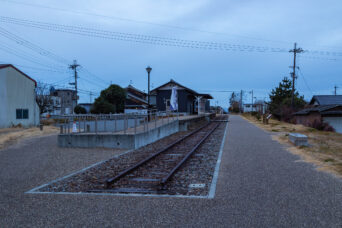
[242,114,342,178]
[0,126,59,150]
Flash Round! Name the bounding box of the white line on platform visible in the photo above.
[208,121,228,199]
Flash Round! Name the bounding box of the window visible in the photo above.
[16,109,29,119]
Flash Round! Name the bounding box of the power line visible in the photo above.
[0,0,296,45]
[1,16,341,58]
[0,16,292,53]
[0,25,70,65]
[297,68,314,96]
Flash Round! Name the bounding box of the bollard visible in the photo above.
[39,124,43,131]
[60,125,63,134]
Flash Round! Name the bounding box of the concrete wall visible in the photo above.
[323,117,342,133]
[0,67,39,128]
[58,120,179,149]
[295,113,321,126]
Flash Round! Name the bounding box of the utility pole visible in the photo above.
[289,43,304,108]
[240,90,243,113]
[69,60,81,105]
[251,90,254,112]
[334,85,338,95]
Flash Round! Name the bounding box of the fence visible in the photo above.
[58,111,180,135]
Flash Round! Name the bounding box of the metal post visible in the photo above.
[78,117,80,133]
[155,112,157,129]
[95,116,98,134]
[134,115,137,134]
[114,115,117,133]
[104,116,107,132]
[146,115,149,132]
[60,125,63,134]
[124,115,126,134]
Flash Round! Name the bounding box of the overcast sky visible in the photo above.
[0,0,341,107]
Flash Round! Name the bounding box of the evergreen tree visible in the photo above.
[91,84,126,114]
[269,77,306,120]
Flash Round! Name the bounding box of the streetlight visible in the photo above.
[146,66,152,120]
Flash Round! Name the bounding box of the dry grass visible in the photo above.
[241,113,342,178]
[0,126,59,150]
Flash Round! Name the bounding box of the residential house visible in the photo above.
[0,64,40,128]
[294,95,342,133]
[150,79,212,114]
[124,85,148,114]
[50,89,77,114]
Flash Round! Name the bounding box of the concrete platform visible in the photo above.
[1,115,341,227]
[58,114,212,149]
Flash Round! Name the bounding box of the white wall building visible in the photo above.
[0,64,40,128]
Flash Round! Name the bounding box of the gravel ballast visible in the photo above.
[35,119,227,197]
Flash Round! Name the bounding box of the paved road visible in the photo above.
[0,115,341,227]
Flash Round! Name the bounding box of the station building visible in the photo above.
[150,79,212,115]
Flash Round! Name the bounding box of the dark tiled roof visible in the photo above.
[309,95,342,105]
[151,79,213,99]
[294,105,342,115]
[0,64,37,86]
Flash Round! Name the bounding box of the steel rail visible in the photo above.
[160,123,220,185]
[105,122,212,188]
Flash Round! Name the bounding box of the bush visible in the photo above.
[308,119,335,132]
[74,105,87,114]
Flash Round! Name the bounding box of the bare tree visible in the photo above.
[35,82,53,114]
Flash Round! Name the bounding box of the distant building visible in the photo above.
[39,95,62,116]
[243,100,268,114]
[294,95,342,133]
[0,64,40,128]
[50,89,77,114]
[124,85,148,114]
[150,79,212,114]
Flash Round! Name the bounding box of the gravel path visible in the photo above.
[0,115,341,227]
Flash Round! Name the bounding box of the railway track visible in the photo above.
[89,115,227,194]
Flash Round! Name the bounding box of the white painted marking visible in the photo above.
[208,121,228,199]
[189,183,205,188]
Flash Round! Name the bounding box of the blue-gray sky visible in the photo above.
[0,0,341,107]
